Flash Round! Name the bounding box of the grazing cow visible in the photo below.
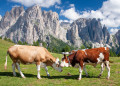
[4,45,62,79]
[61,47,111,80]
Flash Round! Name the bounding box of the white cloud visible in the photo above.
[59,20,69,23]
[61,0,120,28]
[110,28,119,35]
[10,0,61,8]
[55,5,61,9]
[12,5,20,8]
[59,19,73,23]
[69,4,74,8]
[60,7,80,21]
[0,15,2,21]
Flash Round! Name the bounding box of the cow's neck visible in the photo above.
[45,57,56,66]
[68,52,77,67]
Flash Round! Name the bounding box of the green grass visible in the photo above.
[0,39,120,86]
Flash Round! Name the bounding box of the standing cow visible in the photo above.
[4,45,62,79]
[61,47,112,80]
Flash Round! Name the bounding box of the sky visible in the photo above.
[0,0,120,34]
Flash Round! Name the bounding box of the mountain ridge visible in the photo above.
[0,5,119,50]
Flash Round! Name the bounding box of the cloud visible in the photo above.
[59,20,69,23]
[12,5,20,8]
[59,19,73,23]
[69,4,74,8]
[10,0,61,8]
[60,0,120,28]
[0,15,2,21]
[60,6,80,21]
[110,28,119,35]
[55,5,61,9]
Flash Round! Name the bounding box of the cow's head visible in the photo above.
[60,54,70,67]
[52,58,63,72]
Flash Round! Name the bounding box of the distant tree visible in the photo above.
[42,42,47,48]
[64,45,71,52]
[33,40,39,46]
[117,52,120,57]
[52,47,58,53]
[4,37,7,41]
[110,50,117,57]
[61,45,70,52]
[18,41,23,45]
[23,41,28,45]
[80,44,85,49]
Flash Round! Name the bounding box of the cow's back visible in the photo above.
[85,47,109,63]
[8,45,47,63]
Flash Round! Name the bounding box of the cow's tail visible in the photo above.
[4,51,8,70]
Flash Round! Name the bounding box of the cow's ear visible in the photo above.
[64,54,67,59]
[64,54,66,57]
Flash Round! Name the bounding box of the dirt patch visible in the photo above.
[116,71,120,74]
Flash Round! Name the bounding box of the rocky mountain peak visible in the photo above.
[0,5,119,50]
[0,6,25,36]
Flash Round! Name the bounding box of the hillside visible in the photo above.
[0,39,120,86]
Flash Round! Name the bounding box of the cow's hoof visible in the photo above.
[98,74,101,78]
[86,75,88,77]
[22,76,26,79]
[106,77,109,80]
[98,75,101,78]
[13,75,16,77]
[47,74,50,77]
[37,77,42,79]
[77,78,81,80]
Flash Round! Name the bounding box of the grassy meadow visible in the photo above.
[0,39,120,86]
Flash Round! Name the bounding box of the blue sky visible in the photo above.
[0,0,120,34]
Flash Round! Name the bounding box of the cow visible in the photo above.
[60,47,112,80]
[4,45,62,79]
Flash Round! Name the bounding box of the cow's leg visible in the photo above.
[12,63,16,76]
[105,61,110,79]
[44,65,50,76]
[36,62,41,79]
[16,63,25,78]
[78,61,83,80]
[83,65,88,77]
[98,63,104,78]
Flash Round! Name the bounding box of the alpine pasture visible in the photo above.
[0,39,120,86]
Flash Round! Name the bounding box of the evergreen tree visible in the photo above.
[18,41,23,45]
[80,44,85,49]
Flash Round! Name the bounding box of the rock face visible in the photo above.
[1,5,66,44]
[115,30,120,45]
[66,18,116,47]
[0,6,24,36]
[0,5,118,49]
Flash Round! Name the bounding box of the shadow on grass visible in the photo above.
[0,72,100,79]
[0,72,36,78]
[41,75,100,80]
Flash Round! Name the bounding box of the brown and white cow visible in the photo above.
[61,47,111,80]
[4,45,62,79]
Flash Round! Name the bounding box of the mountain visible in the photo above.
[115,30,120,45]
[0,5,67,44]
[0,6,24,36]
[0,5,119,50]
[66,18,117,48]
